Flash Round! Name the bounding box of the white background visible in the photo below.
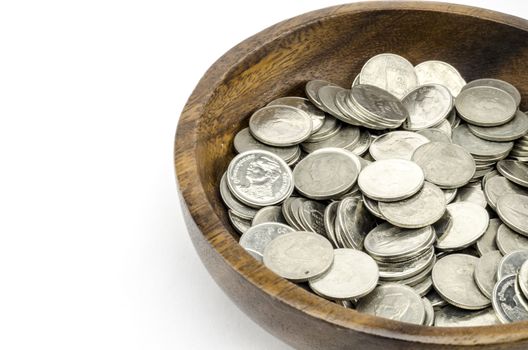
[0,1,526,349]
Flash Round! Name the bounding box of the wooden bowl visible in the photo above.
[175,2,528,348]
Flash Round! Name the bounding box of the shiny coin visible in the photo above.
[252,206,287,226]
[336,197,375,250]
[220,173,258,219]
[379,182,446,229]
[455,86,516,126]
[347,129,371,156]
[433,119,453,138]
[391,255,435,287]
[227,150,294,207]
[282,197,304,231]
[293,148,361,200]
[414,60,466,97]
[434,306,499,327]
[356,283,425,325]
[305,80,339,110]
[350,84,409,127]
[436,202,489,251]
[358,159,424,202]
[228,210,252,235]
[492,274,528,323]
[318,85,349,120]
[518,260,528,300]
[454,183,487,207]
[305,116,341,143]
[414,276,434,296]
[362,195,385,219]
[412,142,475,189]
[268,96,325,133]
[417,128,451,143]
[234,128,300,163]
[298,200,327,236]
[496,224,528,255]
[369,131,429,161]
[462,78,521,106]
[427,289,447,309]
[378,246,435,281]
[309,249,379,300]
[468,110,528,142]
[301,125,360,153]
[263,231,334,282]
[484,176,528,211]
[497,250,528,280]
[239,222,294,261]
[402,84,453,130]
[497,194,528,236]
[497,160,528,188]
[452,124,514,158]
[249,105,313,146]
[359,53,418,99]
[422,298,435,326]
[432,254,490,310]
[474,250,502,299]
[476,218,500,255]
[443,188,457,204]
[323,201,339,247]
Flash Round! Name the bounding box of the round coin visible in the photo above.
[228,210,252,235]
[454,183,487,207]
[497,194,528,236]
[497,160,528,188]
[369,131,429,160]
[268,96,325,132]
[305,80,339,110]
[497,250,528,280]
[476,218,501,255]
[468,110,528,142]
[350,84,409,126]
[452,124,514,158]
[417,128,451,143]
[402,84,453,130]
[233,128,300,163]
[492,274,528,323]
[455,86,516,126]
[474,250,502,298]
[239,223,294,261]
[263,231,334,282]
[252,206,287,226]
[318,85,349,120]
[301,125,360,153]
[497,224,528,255]
[414,60,466,97]
[484,176,528,211]
[219,173,258,219]
[462,78,521,106]
[434,306,499,327]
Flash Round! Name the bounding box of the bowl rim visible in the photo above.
[175,1,528,345]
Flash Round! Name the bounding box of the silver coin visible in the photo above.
[359,53,418,99]
[305,80,339,110]
[379,182,446,229]
[519,260,528,300]
[422,298,435,326]
[433,209,454,239]
[350,84,409,126]
[356,283,425,325]
[346,129,371,156]
[239,222,294,261]
[433,119,453,138]
[474,250,502,299]
[263,231,334,282]
[434,306,499,327]
[414,60,466,97]
[228,210,252,235]
[432,254,490,310]
[454,183,487,207]
[402,84,453,130]
[233,128,300,163]
[293,148,361,200]
[301,125,360,153]
[462,78,521,106]
[496,224,528,255]
[426,289,447,309]
[323,201,339,247]
[484,176,528,211]
[282,197,304,231]
[219,173,258,219]
[369,131,429,161]
[298,200,327,236]
[413,276,434,297]
[318,85,350,120]
[389,255,435,287]
[468,111,528,142]
[492,274,528,323]
[497,194,528,236]
[497,250,528,280]
[455,86,516,126]
[305,116,341,143]
[362,195,385,219]
[435,202,489,251]
[514,272,528,311]
[336,197,375,250]
[378,246,435,281]
[358,159,424,202]
[268,96,325,133]
[309,249,379,300]
[252,206,287,226]
[412,142,475,189]
[249,105,313,146]
[227,150,294,207]
[452,124,514,158]
[476,218,501,255]
[417,128,451,143]
[482,169,500,188]
[443,188,457,204]
[497,160,528,188]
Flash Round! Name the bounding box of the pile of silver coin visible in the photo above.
[220,53,528,326]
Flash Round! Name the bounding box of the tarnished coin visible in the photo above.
[356,283,425,325]
[233,128,300,163]
[519,260,528,300]
[220,173,258,219]
[455,86,516,126]
[358,159,424,202]
[474,250,502,299]
[434,306,499,327]
[301,125,360,153]
[379,182,446,229]
[414,60,466,97]
[496,224,528,255]
[359,53,418,99]
[497,160,528,188]
[422,298,435,326]
[369,131,429,160]
[268,96,325,133]
[228,210,252,235]
[417,128,451,143]
[435,202,489,251]
[402,84,453,130]
[249,105,313,146]
[492,274,528,323]
[484,176,528,211]
[476,218,501,255]
[309,249,379,300]
[252,206,287,226]
[454,183,487,207]
[227,150,294,207]
[452,124,514,158]
[468,111,528,142]
[462,78,521,106]
[350,84,409,126]
[412,142,475,189]
[305,80,339,110]
[497,194,528,236]
[293,148,361,200]
[263,231,334,282]
[432,254,490,310]
[336,197,375,250]
[239,222,294,261]
[497,250,528,280]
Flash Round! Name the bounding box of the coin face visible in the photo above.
[358,159,424,202]
[268,96,325,132]
[497,250,528,279]
[263,231,334,282]
[219,173,258,219]
[454,183,487,207]
[492,274,528,323]
[350,84,409,124]
[227,150,294,207]
[293,148,361,200]
[412,142,475,189]
[436,202,489,251]
[239,222,294,261]
[434,306,499,327]
[369,131,429,161]
[359,53,418,99]
[309,249,379,300]
[414,60,466,97]
[496,224,528,255]
[301,125,360,153]
[305,79,339,110]
[356,284,425,325]
[379,182,446,229]
[417,128,451,143]
[476,218,500,255]
[402,84,453,130]
[497,160,528,188]
[474,250,502,299]
[462,78,521,106]
[468,111,528,142]
[497,194,528,236]
[432,254,490,310]
[252,206,287,226]
[484,176,528,211]
[249,105,313,146]
[455,86,516,126]
[452,124,513,158]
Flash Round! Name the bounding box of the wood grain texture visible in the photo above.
[175,2,528,348]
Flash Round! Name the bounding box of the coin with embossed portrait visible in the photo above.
[497,250,528,280]
[455,86,516,126]
[402,84,453,130]
[462,78,521,106]
[492,274,528,323]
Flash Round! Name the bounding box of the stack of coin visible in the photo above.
[218,52,528,327]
